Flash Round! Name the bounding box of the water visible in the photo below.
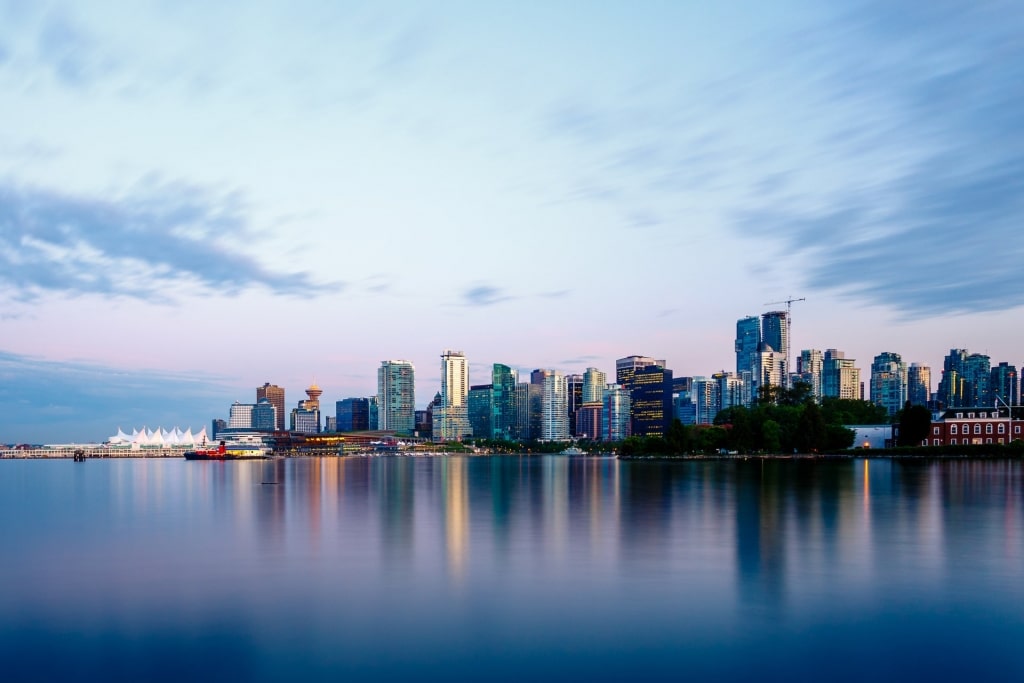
[1,456,1022,681]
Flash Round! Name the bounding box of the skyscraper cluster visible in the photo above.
[210,311,1021,441]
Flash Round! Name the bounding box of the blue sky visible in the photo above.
[2,0,1022,442]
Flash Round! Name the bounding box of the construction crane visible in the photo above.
[763,297,806,388]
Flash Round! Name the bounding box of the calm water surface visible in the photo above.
[1,456,1022,681]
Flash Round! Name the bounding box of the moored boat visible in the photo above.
[184,438,271,460]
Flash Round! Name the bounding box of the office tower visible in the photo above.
[491,364,518,440]
[575,403,602,440]
[797,349,824,400]
[907,364,932,407]
[735,316,761,377]
[512,382,535,441]
[228,401,255,429]
[870,352,908,417]
[336,398,370,431]
[325,416,337,432]
[566,373,583,437]
[937,349,990,408]
[616,355,665,388]
[415,410,431,438]
[692,377,718,425]
[468,384,492,439]
[368,396,379,430]
[629,364,673,436]
[990,362,1019,406]
[582,368,606,404]
[211,418,226,439]
[601,384,631,441]
[761,310,789,385]
[252,398,277,431]
[256,383,285,431]
[713,371,745,413]
[823,349,861,400]
[540,371,569,441]
[530,368,553,385]
[298,383,322,432]
[378,360,415,434]
[435,350,470,441]
[291,406,319,434]
[675,393,697,425]
[754,344,785,400]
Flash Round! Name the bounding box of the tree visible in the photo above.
[897,401,933,446]
[795,399,828,453]
[761,419,781,453]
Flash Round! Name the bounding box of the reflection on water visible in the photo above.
[1,456,1022,681]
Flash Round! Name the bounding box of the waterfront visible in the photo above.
[2,456,1022,681]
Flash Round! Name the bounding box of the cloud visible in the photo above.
[731,1,1024,317]
[35,11,118,88]
[0,351,230,443]
[462,285,512,307]
[0,179,339,302]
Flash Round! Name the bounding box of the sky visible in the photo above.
[2,0,1022,443]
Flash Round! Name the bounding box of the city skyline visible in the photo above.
[2,1,1022,441]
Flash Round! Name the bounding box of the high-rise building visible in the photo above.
[468,384,492,439]
[601,384,631,441]
[964,353,991,406]
[530,368,553,385]
[368,396,379,430]
[615,355,665,388]
[937,349,991,408]
[797,349,824,400]
[692,376,718,425]
[735,316,761,377]
[823,349,861,400]
[713,371,745,414]
[336,398,370,431]
[228,402,255,429]
[628,364,673,437]
[378,360,415,434]
[870,352,908,417]
[211,418,226,439]
[575,403,602,440]
[582,367,606,404]
[754,344,785,400]
[491,364,518,440]
[761,310,789,385]
[291,406,319,434]
[990,362,1019,406]
[566,373,583,437]
[512,382,536,441]
[540,372,569,441]
[908,363,932,407]
[256,383,285,431]
[252,398,277,431]
[434,350,470,441]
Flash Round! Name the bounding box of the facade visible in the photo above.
[760,311,789,385]
[468,384,493,439]
[582,367,606,404]
[615,355,665,388]
[211,418,226,439]
[919,406,1022,447]
[228,402,254,429]
[990,362,1019,406]
[336,398,370,432]
[714,371,745,413]
[566,373,584,437]
[693,376,718,425]
[907,363,932,407]
[797,349,824,400]
[937,349,991,408]
[256,383,286,431]
[575,403,602,440]
[754,345,785,400]
[540,372,569,441]
[735,316,761,379]
[628,364,673,437]
[870,352,908,417]
[491,364,518,440]
[823,349,861,400]
[252,398,277,431]
[378,360,415,434]
[513,382,533,441]
[601,384,631,441]
[291,408,319,434]
[435,350,471,441]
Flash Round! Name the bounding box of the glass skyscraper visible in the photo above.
[378,360,415,434]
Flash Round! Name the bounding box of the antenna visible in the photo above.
[763,297,806,388]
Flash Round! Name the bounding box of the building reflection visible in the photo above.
[443,457,469,581]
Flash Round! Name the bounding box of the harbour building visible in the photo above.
[378,360,416,435]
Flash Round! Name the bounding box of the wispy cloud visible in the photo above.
[462,284,513,307]
[732,1,1024,317]
[0,179,339,302]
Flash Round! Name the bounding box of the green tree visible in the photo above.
[796,399,828,453]
[897,401,933,446]
[762,419,782,453]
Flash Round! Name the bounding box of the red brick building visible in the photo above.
[920,407,1023,447]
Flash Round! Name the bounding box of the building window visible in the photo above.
[980,412,987,418]
[986,424,993,434]
[951,438,957,445]
[968,412,975,419]
[986,438,992,444]
[933,426,940,435]
[1016,425,1021,434]
[933,439,940,446]
[956,413,963,418]
[951,425,958,435]
[999,424,1006,434]
[974,424,982,434]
